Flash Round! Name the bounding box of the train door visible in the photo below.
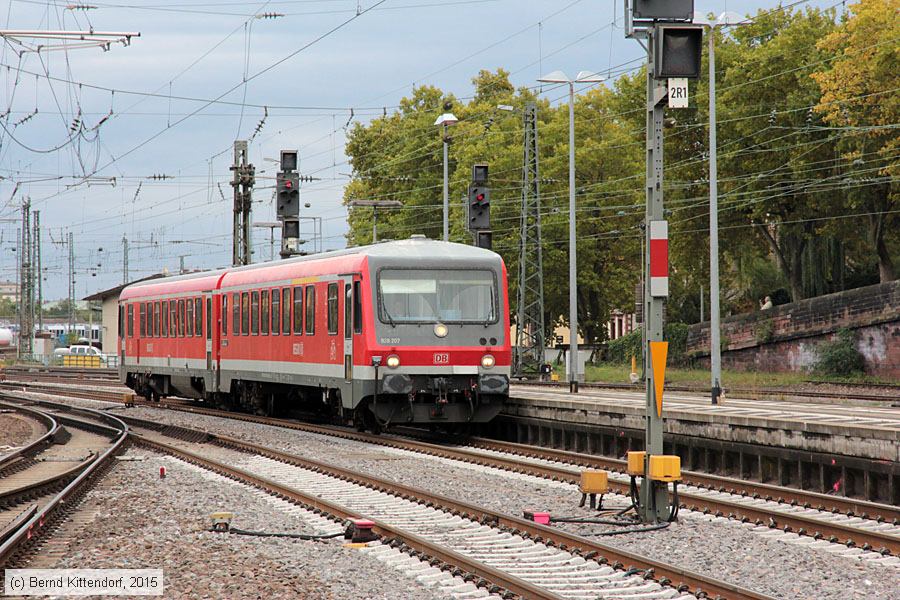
[343,279,353,383]
[205,293,213,371]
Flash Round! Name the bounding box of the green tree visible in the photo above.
[812,0,899,282]
[719,6,840,301]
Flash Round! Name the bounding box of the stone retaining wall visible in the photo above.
[687,280,900,376]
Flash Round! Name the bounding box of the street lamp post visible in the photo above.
[538,70,604,393]
[434,112,458,242]
[694,11,746,405]
[349,199,403,244]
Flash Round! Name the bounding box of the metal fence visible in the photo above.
[15,354,119,368]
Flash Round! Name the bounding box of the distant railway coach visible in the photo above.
[117,237,511,429]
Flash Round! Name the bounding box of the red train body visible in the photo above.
[118,238,510,428]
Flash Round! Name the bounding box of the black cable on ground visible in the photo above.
[550,516,640,525]
[213,527,344,540]
[584,521,671,536]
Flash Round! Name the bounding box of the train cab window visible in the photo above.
[127,304,134,337]
[344,284,352,339]
[251,291,260,335]
[178,299,186,337]
[195,298,203,337]
[233,293,240,335]
[271,289,280,335]
[169,300,177,338]
[261,290,269,335]
[305,286,316,335]
[186,299,194,337]
[327,283,339,335]
[154,302,161,337]
[282,288,291,334]
[292,287,303,334]
[353,281,362,334]
[139,303,146,337]
[241,292,250,335]
[222,296,228,335]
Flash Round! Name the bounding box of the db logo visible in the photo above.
[433,352,450,364]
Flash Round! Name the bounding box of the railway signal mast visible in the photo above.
[276,150,303,258]
[467,164,491,250]
[625,0,703,523]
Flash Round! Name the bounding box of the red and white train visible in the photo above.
[118,237,511,429]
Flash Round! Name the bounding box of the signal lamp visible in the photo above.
[433,323,448,338]
[481,354,495,369]
[386,355,400,369]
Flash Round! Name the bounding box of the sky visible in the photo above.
[0,0,848,301]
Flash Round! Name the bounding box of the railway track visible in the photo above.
[6,382,899,556]
[124,414,766,600]
[0,398,127,570]
[512,379,898,404]
[1,366,120,388]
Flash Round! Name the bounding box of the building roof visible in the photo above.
[83,273,166,301]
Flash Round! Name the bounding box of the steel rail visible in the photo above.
[512,380,897,403]
[118,396,900,527]
[124,414,773,600]
[7,384,898,550]
[133,433,566,600]
[0,401,59,471]
[457,437,900,524]
[0,398,128,568]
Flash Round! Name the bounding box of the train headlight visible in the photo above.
[481,354,495,369]
[386,354,401,369]
[433,323,448,338]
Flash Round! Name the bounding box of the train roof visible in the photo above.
[120,238,502,300]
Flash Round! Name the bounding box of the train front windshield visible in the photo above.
[378,269,497,324]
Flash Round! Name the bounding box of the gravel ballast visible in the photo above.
[11,391,899,600]
[45,448,460,600]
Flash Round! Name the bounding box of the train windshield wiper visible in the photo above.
[383,305,396,328]
[482,286,494,328]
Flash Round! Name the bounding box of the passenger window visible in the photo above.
[251,291,259,335]
[232,293,240,334]
[206,297,211,340]
[169,300,176,338]
[127,305,134,337]
[139,303,146,337]
[353,281,362,334]
[178,299,186,337]
[305,286,315,335]
[261,290,269,335]
[195,298,203,337]
[328,283,339,335]
[293,287,303,334]
[222,295,228,335]
[162,302,168,337]
[186,299,194,337]
[119,306,124,340]
[241,292,249,335]
[154,302,161,337]
[344,284,352,339]
[271,289,280,335]
[282,288,291,334]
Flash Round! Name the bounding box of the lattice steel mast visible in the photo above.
[514,102,546,375]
